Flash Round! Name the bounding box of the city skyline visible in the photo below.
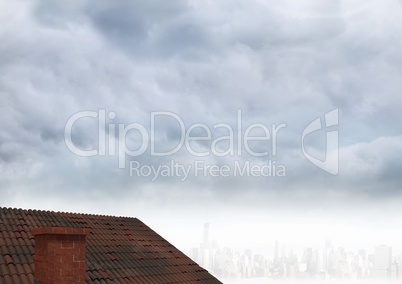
[190,222,402,282]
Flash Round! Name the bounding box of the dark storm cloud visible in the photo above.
[1,0,402,210]
[86,0,214,58]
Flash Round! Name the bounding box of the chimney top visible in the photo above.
[32,227,91,236]
[32,227,91,284]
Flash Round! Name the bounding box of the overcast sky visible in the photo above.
[1,0,402,254]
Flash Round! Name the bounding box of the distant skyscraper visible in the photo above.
[306,248,315,275]
[203,222,210,247]
[325,240,332,251]
[374,245,392,270]
[201,222,211,270]
[274,241,280,265]
[373,245,392,279]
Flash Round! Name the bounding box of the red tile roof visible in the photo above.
[0,207,222,284]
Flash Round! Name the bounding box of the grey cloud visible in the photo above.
[33,0,88,28]
[0,0,402,212]
[86,0,213,58]
[338,136,402,197]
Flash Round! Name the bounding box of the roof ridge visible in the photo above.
[0,206,138,220]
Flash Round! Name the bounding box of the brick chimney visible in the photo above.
[31,227,91,284]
